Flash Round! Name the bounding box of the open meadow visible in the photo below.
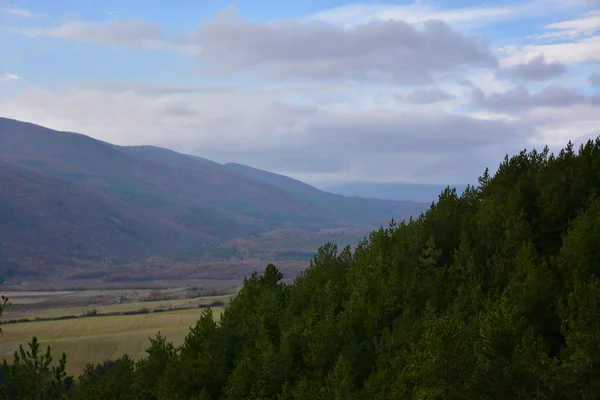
[0,308,223,375]
[0,283,235,375]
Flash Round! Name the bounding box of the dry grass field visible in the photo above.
[0,307,224,374]
[0,286,233,375]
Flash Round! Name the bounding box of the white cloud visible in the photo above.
[24,20,199,53]
[1,73,21,80]
[497,11,600,67]
[309,0,595,29]
[539,10,600,39]
[0,6,32,18]
[106,9,126,19]
[528,104,600,148]
[309,3,515,28]
[498,35,600,66]
[468,83,600,151]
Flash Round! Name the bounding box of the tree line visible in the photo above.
[3,138,600,398]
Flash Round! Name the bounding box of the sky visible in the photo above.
[0,0,599,187]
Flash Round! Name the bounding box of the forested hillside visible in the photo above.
[3,137,600,398]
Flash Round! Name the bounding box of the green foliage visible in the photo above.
[7,137,600,399]
[133,333,177,398]
[1,337,72,399]
[559,277,600,398]
[76,356,135,400]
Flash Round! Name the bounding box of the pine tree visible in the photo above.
[2,337,71,400]
[560,278,600,399]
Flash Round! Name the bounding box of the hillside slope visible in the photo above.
[0,117,428,276]
[223,162,427,225]
[0,161,209,279]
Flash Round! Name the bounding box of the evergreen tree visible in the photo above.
[2,337,71,400]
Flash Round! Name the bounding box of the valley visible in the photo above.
[0,117,428,282]
[0,116,425,380]
[1,1,597,396]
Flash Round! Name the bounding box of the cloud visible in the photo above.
[499,12,600,66]
[498,35,600,66]
[0,83,531,185]
[1,73,21,80]
[472,84,596,112]
[496,54,566,81]
[24,20,199,53]
[189,7,496,83]
[526,104,600,148]
[538,10,600,39]
[0,6,32,17]
[404,88,454,104]
[18,6,497,83]
[4,3,599,186]
[309,0,596,29]
[590,72,600,86]
[309,2,516,28]
[106,9,126,19]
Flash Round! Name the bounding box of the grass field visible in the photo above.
[0,284,235,375]
[0,307,223,375]
[0,294,231,321]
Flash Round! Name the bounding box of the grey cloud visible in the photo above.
[535,85,587,107]
[590,72,600,86]
[195,110,529,182]
[305,112,524,154]
[472,84,595,112]
[405,88,454,104]
[160,103,199,117]
[190,7,497,83]
[496,54,566,81]
[204,108,526,165]
[0,84,527,185]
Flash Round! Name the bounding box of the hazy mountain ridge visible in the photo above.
[0,117,428,278]
[325,182,469,203]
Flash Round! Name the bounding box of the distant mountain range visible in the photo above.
[324,182,468,203]
[0,117,429,280]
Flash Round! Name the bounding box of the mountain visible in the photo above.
[0,160,207,279]
[0,117,428,278]
[223,163,424,224]
[324,182,469,203]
